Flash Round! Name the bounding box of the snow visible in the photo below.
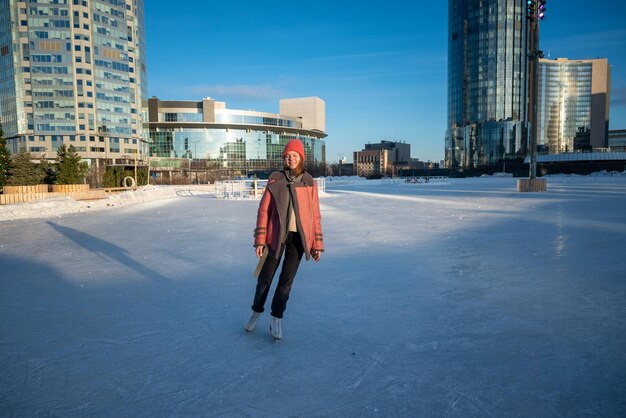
[0,185,214,222]
[1,174,626,416]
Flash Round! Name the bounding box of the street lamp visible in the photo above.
[135,136,153,185]
[518,0,548,192]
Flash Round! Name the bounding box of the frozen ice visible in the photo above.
[1,175,625,416]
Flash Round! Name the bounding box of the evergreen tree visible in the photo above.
[6,150,44,185]
[0,129,12,189]
[56,144,88,184]
[39,158,58,184]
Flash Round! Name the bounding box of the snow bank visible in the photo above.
[0,185,213,222]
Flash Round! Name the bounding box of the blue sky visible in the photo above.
[145,1,626,164]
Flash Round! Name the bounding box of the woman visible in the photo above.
[244,139,324,339]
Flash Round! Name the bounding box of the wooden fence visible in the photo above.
[50,184,90,193]
[3,185,49,194]
[1,184,106,205]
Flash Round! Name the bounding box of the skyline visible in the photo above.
[145,1,626,164]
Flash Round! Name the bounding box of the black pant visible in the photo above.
[252,232,304,318]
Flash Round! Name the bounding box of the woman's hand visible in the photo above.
[256,246,264,258]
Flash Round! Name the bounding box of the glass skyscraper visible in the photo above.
[537,58,610,153]
[0,0,147,164]
[446,0,531,168]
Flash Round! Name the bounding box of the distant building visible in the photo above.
[537,58,611,153]
[279,97,326,133]
[608,130,626,152]
[524,151,626,176]
[328,162,354,177]
[146,97,327,181]
[0,0,148,169]
[445,0,532,169]
[353,140,410,177]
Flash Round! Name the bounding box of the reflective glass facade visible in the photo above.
[537,60,592,153]
[214,111,300,128]
[146,98,327,178]
[608,130,626,152]
[536,58,612,153]
[446,0,531,168]
[0,0,146,161]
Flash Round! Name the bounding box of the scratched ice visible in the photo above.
[1,174,625,417]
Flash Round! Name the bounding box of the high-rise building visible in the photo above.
[0,0,147,167]
[536,58,610,153]
[446,0,532,169]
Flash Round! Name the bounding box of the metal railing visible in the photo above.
[214,178,325,199]
[381,176,449,184]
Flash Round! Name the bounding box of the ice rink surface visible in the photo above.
[1,176,625,416]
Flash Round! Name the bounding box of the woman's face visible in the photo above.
[284,151,301,170]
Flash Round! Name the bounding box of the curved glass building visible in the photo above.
[446,0,531,168]
[146,97,327,181]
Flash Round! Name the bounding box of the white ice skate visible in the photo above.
[244,311,261,332]
[270,316,282,340]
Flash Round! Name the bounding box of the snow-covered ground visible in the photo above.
[0,185,215,222]
[1,175,626,416]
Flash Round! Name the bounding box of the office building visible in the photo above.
[0,0,147,169]
[146,96,326,181]
[536,58,610,153]
[445,0,531,168]
[353,140,410,177]
[609,130,626,152]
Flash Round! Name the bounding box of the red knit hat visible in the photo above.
[282,139,305,161]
